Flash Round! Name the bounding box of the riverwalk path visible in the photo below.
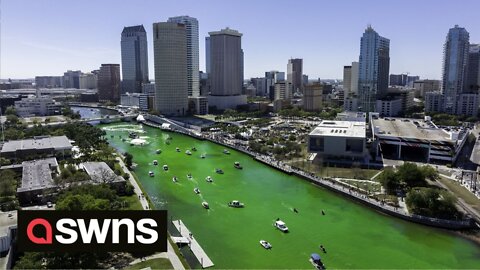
[172,219,214,268]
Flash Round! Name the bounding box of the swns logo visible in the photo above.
[18,210,167,252]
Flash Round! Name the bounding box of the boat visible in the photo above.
[156,149,162,154]
[200,154,206,159]
[172,176,178,182]
[148,171,155,177]
[186,150,192,155]
[228,200,245,208]
[163,165,169,171]
[187,173,192,179]
[129,132,138,139]
[191,147,197,151]
[234,162,243,169]
[194,188,200,194]
[223,149,230,154]
[309,253,325,270]
[202,202,209,209]
[206,176,213,182]
[176,147,180,152]
[260,240,272,249]
[274,220,289,232]
[215,168,224,174]
[121,138,126,142]
[153,160,158,166]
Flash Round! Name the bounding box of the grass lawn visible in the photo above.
[125,258,173,269]
[337,179,382,193]
[291,161,381,179]
[121,194,144,210]
[438,176,480,213]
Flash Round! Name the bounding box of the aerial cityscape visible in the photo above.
[1,0,480,269]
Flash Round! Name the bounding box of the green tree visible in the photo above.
[124,152,133,169]
[0,169,16,197]
[6,114,19,125]
[421,165,439,181]
[396,162,426,187]
[406,187,460,219]
[378,168,401,194]
[5,106,16,116]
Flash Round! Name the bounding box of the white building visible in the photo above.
[79,73,97,89]
[14,96,61,117]
[375,98,403,117]
[120,92,142,107]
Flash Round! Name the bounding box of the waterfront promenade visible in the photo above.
[172,219,214,268]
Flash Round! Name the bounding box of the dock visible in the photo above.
[172,220,214,268]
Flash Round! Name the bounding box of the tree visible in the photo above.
[6,114,19,125]
[378,168,401,194]
[421,165,439,181]
[5,106,16,116]
[406,187,460,220]
[124,152,133,169]
[396,162,426,187]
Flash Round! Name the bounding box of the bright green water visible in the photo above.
[103,123,480,269]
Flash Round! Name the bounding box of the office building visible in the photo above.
[188,96,208,115]
[343,66,352,93]
[79,73,97,89]
[97,64,121,102]
[251,77,267,96]
[287,58,303,93]
[121,25,149,93]
[457,93,479,116]
[120,92,142,107]
[168,16,200,97]
[14,96,60,117]
[205,36,211,75]
[358,26,390,112]
[442,25,470,114]
[413,80,441,98]
[17,158,58,205]
[425,91,445,113]
[208,27,246,110]
[63,70,82,89]
[350,62,359,94]
[303,83,323,111]
[1,136,72,159]
[466,44,480,92]
[35,76,63,88]
[375,98,403,117]
[153,22,188,116]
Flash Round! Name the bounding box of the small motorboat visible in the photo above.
[172,176,178,182]
[129,132,138,139]
[200,154,206,159]
[156,149,162,154]
[223,149,230,155]
[234,161,243,169]
[186,150,192,155]
[260,240,272,249]
[163,165,169,171]
[153,160,158,166]
[194,187,200,194]
[206,176,213,182]
[176,147,180,152]
[274,220,289,232]
[202,202,209,209]
[187,173,192,179]
[228,200,245,208]
[191,147,197,151]
[148,171,155,177]
[309,253,325,270]
[215,168,224,174]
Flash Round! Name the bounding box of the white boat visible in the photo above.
[156,149,162,154]
[260,240,272,249]
[310,253,325,269]
[274,220,289,232]
[176,147,180,152]
[194,188,200,194]
[234,161,243,169]
[200,154,206,159]
[153,160,158,166]
[187,173,193,179]
[163,165,169,171]
[186,150,192,155]
[228,200,245,208]
[223,149,230,154]
[206,176,213,182]
[215,168,224,174]
[172,176,178,182]
[148,171,154,177]
[202,202,209,209]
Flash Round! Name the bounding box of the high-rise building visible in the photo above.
[413,80,441,98]
[35,76,63,88]
[79,73,97,89]
[205,37,211,75]
[168,16,200,97]
[287,58,303,93]
[389,74,408,86]
[97,64,121,102]
[303,83,323,111]
[465,44,480,92]
[425,91,444,113]
[442,25,470,114]
[63,70,82,89]
[358,26,390,112]
[208,27,246,110]
[350,62,359,94]
[121,25,149,94]
[153,22,188,116]
[343,66,352,93]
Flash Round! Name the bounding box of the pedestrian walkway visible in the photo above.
[172,219,214,268]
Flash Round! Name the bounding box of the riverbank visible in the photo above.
[142,119,476,230]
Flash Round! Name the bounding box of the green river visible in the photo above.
[102,123,480,269]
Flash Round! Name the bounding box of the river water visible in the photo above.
[102,122,480,269]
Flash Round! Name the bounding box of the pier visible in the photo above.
[172,219,214,268]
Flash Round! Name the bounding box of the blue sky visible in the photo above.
[2,0,480,80]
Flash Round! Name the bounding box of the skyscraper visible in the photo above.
[205,37,211,75]
[287,58,303,93]
[208,27,246,109]
[168,16,200,97]
[358,26,390,112]
[153,22,188,116]
[465,44,480,92]
[441,25,470,114]
[97,64,121,102]
[121,25,149,94]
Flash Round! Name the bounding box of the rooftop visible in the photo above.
[80,162,125,183]
[1,135,72,154]
[309,120,366,138]
[17,158,58,193]
[371,117,451,141]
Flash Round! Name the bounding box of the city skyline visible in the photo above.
[3,0,480,80]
